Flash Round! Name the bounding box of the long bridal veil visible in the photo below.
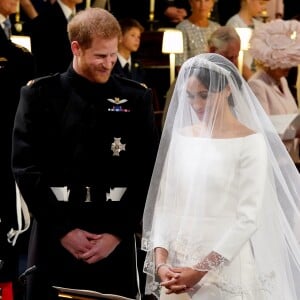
[142,53,300,299]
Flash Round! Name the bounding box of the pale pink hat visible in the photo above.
[249,19,300,69]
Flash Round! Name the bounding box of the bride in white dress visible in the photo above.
[142,53,300,300]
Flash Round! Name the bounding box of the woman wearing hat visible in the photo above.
[248,19,300,162]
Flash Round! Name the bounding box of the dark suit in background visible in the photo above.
[0,23,35,292]
[29,1,72,76]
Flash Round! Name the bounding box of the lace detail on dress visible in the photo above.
[146,279,161,297]
[141,236,151,251]
[192,251,227,272]
[197,270,275,296]
[143,235,276,298]
[258,271,276,294]
[168,236,223,269]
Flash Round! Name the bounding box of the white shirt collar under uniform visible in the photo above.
[117,53,132,70]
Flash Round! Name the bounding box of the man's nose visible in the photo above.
[103,56,117,68]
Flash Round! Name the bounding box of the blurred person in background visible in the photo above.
[264,0,284,20]
[0,0,35,298]
[248,19,300,162]
[112,18,146,84]
[226,0,269,80]
[30,0,83,76]
[156,0,190,27]
[175,0,220,69]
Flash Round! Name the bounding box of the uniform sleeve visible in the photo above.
[212,135,268,261]
[12,83,75,240]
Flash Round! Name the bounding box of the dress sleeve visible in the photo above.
[175,23,187,67]
[248,80,271,114]
[212,135,268,261]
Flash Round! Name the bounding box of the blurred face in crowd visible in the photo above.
[266,67,290,82]
[120,27,142,53]
[0,0,19,17]
[215,40,240,67]
[71,35,118,83]
[247,0,268,17]
[63,0,83,8]
[189,0,215,19]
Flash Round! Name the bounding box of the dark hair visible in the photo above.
[118,18,144,35]
[187,55,243,106]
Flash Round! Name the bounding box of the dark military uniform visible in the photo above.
[12,66,159,300]
[0,23,35,287]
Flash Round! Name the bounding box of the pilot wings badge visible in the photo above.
[107,97,128,105]
[107,97,130,112]
[111,137,126,156]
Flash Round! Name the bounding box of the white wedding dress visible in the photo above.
[143,53,300,300]
[152,132,278,300]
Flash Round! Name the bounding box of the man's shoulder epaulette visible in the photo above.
[26,73,60,87]
[113,74,148,90]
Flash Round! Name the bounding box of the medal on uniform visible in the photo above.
[111,137,126,156]
[107,97,130,112]
[107,97,127,105]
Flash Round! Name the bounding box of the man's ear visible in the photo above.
[71,41,81,55]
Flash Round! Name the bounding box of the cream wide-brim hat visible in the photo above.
[249,19,300,70]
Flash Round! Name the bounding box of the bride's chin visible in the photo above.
[197,113,204,120]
